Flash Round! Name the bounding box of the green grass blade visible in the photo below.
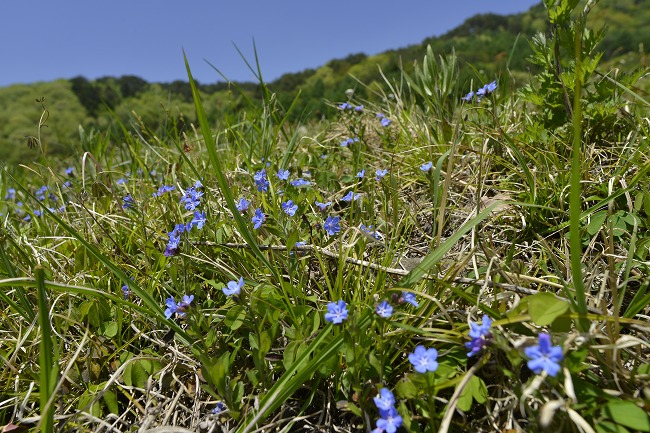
[35,265,57,433]
[397,202,500,288]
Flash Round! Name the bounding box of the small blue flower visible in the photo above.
[281,199,298,217]
[314,200,332,210]
[341,191,361,202]
[354,105,364,112]
[420,161,433,172]
[180,185,203,210]
[211,401,227,415]
[325,300,348,324]
[164,232,181,257]
[380,117,392,127]
[524,332,563,377]
[65,166,74,176]
[290,178,310,187]
[252,208,266,229]
[461,91,475,102]
[35,186,48,201]
[164,297,178,319]
[360,224,382,241]
[375,169,388,180]
[116,177,127,185]
[324,216,341,235]
[122,194,135,210]
[401,291,419,308]
[188,211,207,231]
[122,284,130,299]
[356,169,365,179]
[153,184,176,197]
[235,197,250,212]
[223,276,244,296]
[373,388,395,411]
[376,407,403,433]
[5,188,16,200]
[176,295,194,317]
[376,301,393,318]
[376,113,385,119]
[465,314,492,357]
[338,102,353,110]
[254,169,270,192]
[340,137,359,147]
[276,169,290,181]
[408,345,439,373]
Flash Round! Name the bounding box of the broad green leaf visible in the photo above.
[528,292,569,326]
[604,400,650,432]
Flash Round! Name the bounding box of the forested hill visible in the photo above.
[0,0,648,164]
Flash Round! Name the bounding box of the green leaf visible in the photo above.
[528,292,569,326]
[100,321,118,338]
[470,376,488,404]
[395,377,418,399]
[604,400,650,432]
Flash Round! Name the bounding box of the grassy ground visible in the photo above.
[1,3,650,432]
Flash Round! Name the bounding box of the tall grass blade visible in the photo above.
[35,265,57,433]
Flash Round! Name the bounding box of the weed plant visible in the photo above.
[1,1,649,432]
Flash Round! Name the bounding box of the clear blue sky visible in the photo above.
[0,1,540,87]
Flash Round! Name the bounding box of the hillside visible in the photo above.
[0,0,648,164]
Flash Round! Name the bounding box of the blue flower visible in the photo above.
[340,137,359,147]
[235,197,250,212]
[376,113,385,119]
[211,401,227,415]
[461,91,475,102]
[373,388,396,412]
[176,295,194,317]
[375,169,388,180]
[281,199,298,217]
[524,332,563,377]
[276,169,290,181]
[116,177,127,185]
[254,169,270,192]
[341,191,361,202]
[376,301,393,318]
[35,186,48,201]
[122,284,130,299]
[314,200,332,210]
[376,406,403,433]
[420,161,433,172]
[65,166,74,176]
[188,210,207,231]
[325,300,348,324]
[476,81,497,100]
[252,208,266,229]
[401,291,419,308]
[324,216,341,235]
[5,188,16,200]
[164,296,178,319]
[338,102,353,110]
[223,276,244,296]
[356,169,365,179]
[290,178,310,187]
[465,314,492,357]
[354,105,364,112]
[153,184,176,197]
[408,345,439,373]
[360,224,382,241]
[122,194,135,210]
[164,232,181,257]
[380,117,392,127]
[180,184,203,210]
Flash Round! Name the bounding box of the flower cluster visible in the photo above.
[152,184,175,197]
[372,388,402,433]
[462,80,497,102]
[254,169,270,192]
[164,294,194,319]
[164,223,185,257]
[376,113,392,127]
[341,137,359,147]
[466,315,493,357]
[252,208,266,229]
[180,181,203,210]
[122,194,135,210]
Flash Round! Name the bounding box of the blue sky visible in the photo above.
[0,1,540,87]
